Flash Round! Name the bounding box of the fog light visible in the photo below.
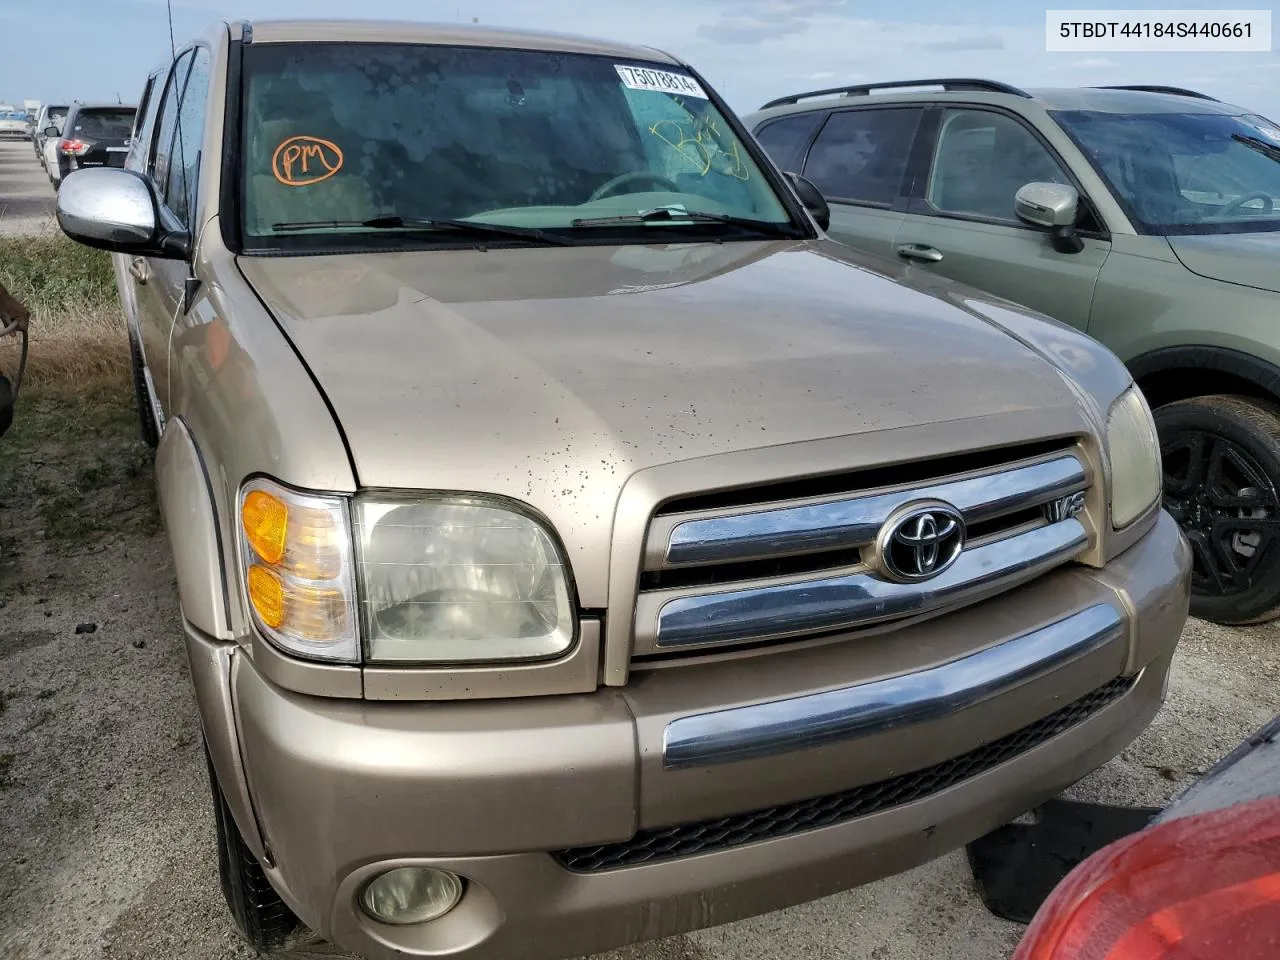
[360,867,463,925]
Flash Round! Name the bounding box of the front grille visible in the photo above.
[553,674,1134,873]
[631,444,1093,659]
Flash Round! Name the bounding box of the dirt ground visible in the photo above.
[0,139,1277,960]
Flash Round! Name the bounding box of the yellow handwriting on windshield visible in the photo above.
[649,116,749,181]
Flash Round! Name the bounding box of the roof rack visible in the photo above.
[760,78,1032,110]
[1095,85,1219,102]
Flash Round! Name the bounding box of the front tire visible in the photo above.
[206,748,302,951]
[1154,394,1280,624]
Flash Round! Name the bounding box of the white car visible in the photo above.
[34,105,68,175]
[0,111,30,140]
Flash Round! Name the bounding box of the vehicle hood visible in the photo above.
[238,239,1079,600]
[1167,232,1280,295]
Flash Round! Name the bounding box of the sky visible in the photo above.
[2,0,1278,118]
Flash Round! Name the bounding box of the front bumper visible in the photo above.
[205,511,1189,960]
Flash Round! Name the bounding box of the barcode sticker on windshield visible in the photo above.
[615,65,708,99]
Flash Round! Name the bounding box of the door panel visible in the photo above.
[893,215,1111,329]
[827,204,909,261]
[894,107,1111,330]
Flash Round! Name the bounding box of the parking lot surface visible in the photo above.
[0,139,55,237]
[0,138,1276,960]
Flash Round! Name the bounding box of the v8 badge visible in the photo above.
[1045,490,1087,523]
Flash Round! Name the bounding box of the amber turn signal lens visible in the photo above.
[242,490,289,565]
[238,478,357,663]
[247,564,285,629]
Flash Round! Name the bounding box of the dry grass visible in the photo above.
[0,234,155,548]
[0,234,129,395]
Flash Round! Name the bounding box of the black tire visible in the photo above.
[205,748,302,951]
[1154,394,1280,624]
[129,333,160,448]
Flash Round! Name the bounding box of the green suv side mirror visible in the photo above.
[1015,182,1085,255]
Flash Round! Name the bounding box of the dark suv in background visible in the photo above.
[48,102,137,188]
[747,79,1280,625]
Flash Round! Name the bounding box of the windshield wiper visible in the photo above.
[270,215,574,245]
[1232,134,1280,164]
[570,206,803,238]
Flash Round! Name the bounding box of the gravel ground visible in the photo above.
[0,140,1277,960]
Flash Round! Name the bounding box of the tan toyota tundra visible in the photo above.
[55,18,1190,960]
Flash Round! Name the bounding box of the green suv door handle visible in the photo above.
[897,243,944,263]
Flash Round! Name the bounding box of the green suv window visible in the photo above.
[801,108,921,206]
[927,109,1071,222]
[1055,110,1280,235]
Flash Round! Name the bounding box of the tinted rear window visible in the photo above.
[753,113,824,171]
[71,109,136,139]
[802,107,923,206]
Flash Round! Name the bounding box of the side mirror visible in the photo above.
[1015,181,1085,254]
[784,171,831,232]
[55,167,189,260]
[43,126,58,137]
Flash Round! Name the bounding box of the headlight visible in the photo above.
[237,478,358,662]
[1106,386,1162,528]
[353,496,575,664]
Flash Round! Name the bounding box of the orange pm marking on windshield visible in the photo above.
[272,136,344,187]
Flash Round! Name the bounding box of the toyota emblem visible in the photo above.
[875,502,966,583]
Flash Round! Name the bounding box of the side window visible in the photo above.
[126,74,159,171]
[801,108,922,206]
[926,109,1071,222]
[753,113,824,172]
[165,47,212,225]
[150,51,194,202]
[132,76,156,141]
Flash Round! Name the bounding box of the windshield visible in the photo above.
[1054,109,1280,235]
[71,109,136,139]
[239,42,796,249]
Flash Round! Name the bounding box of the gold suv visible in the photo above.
[55,19,1189,960]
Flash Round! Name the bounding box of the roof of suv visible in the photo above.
[749,80,1250,124]
[235,18,679,64]
[68,103,138,113]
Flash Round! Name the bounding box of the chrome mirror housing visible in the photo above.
[55,168,189,259]
[1015,182,1080,229]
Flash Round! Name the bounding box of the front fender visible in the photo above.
[155,416,232,640]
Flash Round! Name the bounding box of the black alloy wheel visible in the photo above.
[1155,395,1280,624]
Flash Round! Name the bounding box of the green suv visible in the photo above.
[746,79,1280,625]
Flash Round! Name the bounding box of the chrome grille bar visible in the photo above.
[661,602,1126,769]
[651,453,1086,569]
[640,518,1089,651]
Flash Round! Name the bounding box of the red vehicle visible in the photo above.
[969,715,1280,959]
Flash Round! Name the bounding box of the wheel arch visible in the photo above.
[1129,345,1280,411]
[157,419,271,860]
[155,416,233,639]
